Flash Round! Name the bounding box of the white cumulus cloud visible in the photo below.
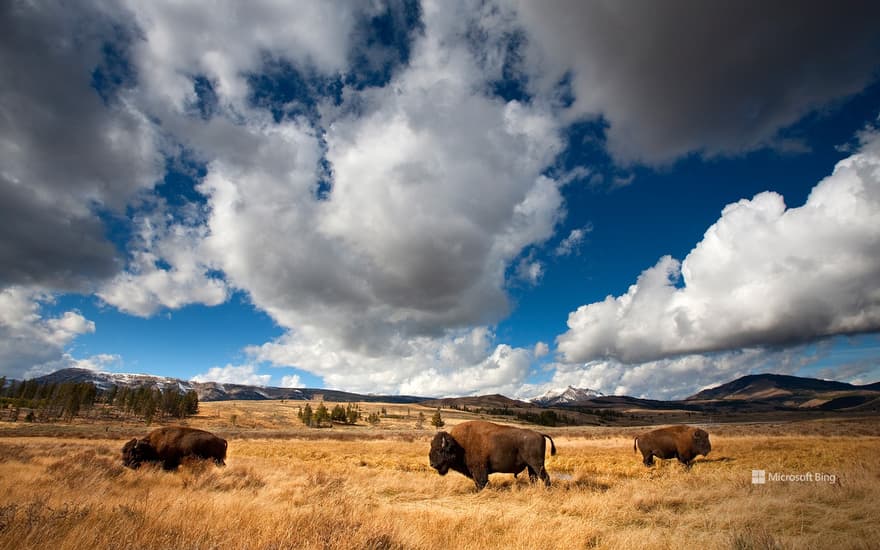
[251,326,532,396]
[98,209,228,316]
[557,131,880,365]
[279,375,303,388]
[0,288,97,379]
[191,364,271,387]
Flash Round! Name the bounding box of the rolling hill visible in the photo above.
[686,373,877,401]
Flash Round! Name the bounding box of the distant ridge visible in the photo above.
[686,373,878,401]
[420,394,535,410]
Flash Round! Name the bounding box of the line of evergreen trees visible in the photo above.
[297,402,361,427]
[0,376,198,424]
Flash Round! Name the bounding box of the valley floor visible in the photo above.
[0,408,877,549]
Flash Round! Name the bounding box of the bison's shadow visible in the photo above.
[698,456,736,464]
[462,473,611,494]
[552,472,611,492]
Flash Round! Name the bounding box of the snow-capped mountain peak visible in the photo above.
[530,385,604,406]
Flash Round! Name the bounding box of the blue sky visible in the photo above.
[2,1,880,399]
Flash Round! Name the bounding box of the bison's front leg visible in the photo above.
[470,465,489,491]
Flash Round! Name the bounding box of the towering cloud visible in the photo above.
[195,1,564,393]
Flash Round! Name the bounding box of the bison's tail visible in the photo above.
[633,436,638,453]
[542,434,557,456]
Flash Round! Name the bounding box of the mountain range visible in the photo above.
[24,368,880,414]
[29,368,425,404]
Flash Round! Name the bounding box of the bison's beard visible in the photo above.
[433,463,450,476]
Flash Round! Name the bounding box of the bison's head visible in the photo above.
[429,431,463,475]
[122,438,155,469]
[693,429,711,457]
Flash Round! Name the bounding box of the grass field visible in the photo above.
[0,401,877,549]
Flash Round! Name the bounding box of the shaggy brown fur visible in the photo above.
[429,420,556,490]
[122,426,227,470]
[634,425,711,468]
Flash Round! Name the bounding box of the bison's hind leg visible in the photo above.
[214,457,226,466]
[525,463,550,487]
[527,465,538,483]
[539,467,551,487]
[642,452,654,467]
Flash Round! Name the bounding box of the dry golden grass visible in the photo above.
[0,405,877,549]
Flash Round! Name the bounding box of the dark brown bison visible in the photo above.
[634,425,710,468]
[122,426,227,470]
[429,420,556,490]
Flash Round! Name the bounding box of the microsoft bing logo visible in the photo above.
[752,470,766,484]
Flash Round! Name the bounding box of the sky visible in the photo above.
[2,0,880,400]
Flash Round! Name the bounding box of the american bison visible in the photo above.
[122,426,227,470]
[634,425,711,468]
[429,420,557,490]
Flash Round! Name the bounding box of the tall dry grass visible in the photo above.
[0,413,877,549]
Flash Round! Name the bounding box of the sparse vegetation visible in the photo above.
[330,403,361,425]
[366,412,381,426]
[0,402,876,549]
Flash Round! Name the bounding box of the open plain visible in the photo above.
[0,400,877,550]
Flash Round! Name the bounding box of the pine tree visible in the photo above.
[431,408,444,428]
[182,390,199,416]
[345,403,359,424]
[142,390,158,425]
[300,403,313,426]
[331,404,347,423]
[314,402,330,427]
[105,385,118,406]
